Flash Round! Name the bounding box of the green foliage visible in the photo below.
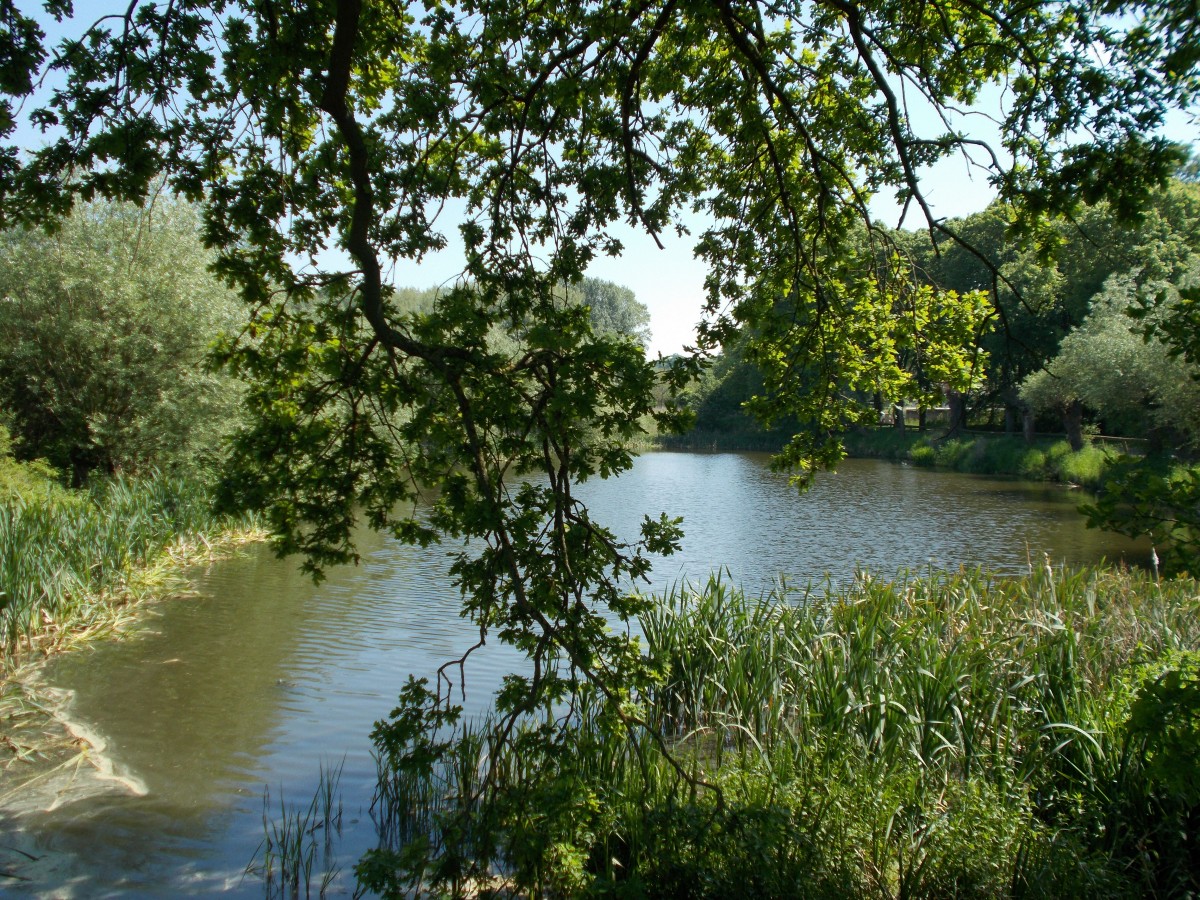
[908,180,1200,410]
[0,198,243,483]
[1021,268,1200,443]
[0,471,244,648]
[1124,652,1200,806]
[845,431,1116,489]
[1084,456,1200,574]
[572,278,652,348]
[1055,445,1113,488]
[0,3,1195,893]
[0,422,65,505]
[909,443,937,467]
[681,272,990,455]
[676,335,798,443]
[366,568,1200,898]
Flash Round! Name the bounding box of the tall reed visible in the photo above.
[249,757,345,900]
[365,566,1200,898]
[0,471,251,650]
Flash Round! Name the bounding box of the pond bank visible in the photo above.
[659,427,1124,490]
[1,511,267,789]
[842,428,1118,489]
[373,566,1200,898]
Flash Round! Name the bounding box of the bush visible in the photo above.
[933,438,973,469]
[909,443,937,467]
[0,198,243,483]
[1015,447,1047,478]
[0,422,64,505]
[1052,444,1111,488]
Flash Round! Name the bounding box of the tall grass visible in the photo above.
[0,471,252,651]
[365,567,1200,898]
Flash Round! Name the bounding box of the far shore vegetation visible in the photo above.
[659,424,1125,492]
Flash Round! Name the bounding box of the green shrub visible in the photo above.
[0,423,65,505]
[0,199,243,483]
[933,438,973,469]
[1015,447,1048,478]
[1044,439,1073,465]
[363,568,1200,899]
[908,443,937,466]
[1053,444,1111,489]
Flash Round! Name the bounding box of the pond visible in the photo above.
[0,454,1147,896]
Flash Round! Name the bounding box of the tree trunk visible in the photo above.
[918,407,927,433]
[1022,405,1035,444]
[1064,399,1084,451]
[946,390,966,437]
[893,403,905,432]
[1004,404,1019,435]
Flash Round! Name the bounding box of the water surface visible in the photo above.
[2,454,1146,896]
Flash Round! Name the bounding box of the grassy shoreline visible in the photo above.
[842,428,1118,489]
[368,566,1200,898]
[0,472,266,769]
[655,427,1123,490]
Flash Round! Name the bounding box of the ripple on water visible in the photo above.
[7,453,1147,896]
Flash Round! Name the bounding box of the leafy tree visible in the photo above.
[0,197,243,483]
[1021,271,1200,448]
[0,1,1194,892]
[912,204,1068,413]
[683,332,786,439]
[571,278,652,348]
[896,180,1200,434]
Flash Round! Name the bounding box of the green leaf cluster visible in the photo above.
[0,197,244,483]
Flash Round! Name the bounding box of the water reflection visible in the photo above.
[581,454,1145,594]
[4,453,1146,895]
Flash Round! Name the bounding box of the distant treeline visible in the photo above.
[673,176,1200,455]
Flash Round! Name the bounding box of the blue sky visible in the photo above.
[13,7,1197,358]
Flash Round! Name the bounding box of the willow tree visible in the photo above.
[0,0,1193,889]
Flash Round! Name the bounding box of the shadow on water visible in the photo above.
[0,453,1147,895]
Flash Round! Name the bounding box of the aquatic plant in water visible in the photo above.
[362,566,1200,898]
[248,757,345,900]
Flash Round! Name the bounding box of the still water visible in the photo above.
[2,454,1146,896]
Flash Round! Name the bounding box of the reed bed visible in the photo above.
[0,472,256,654]
[365,566,1200,898]
[0,471,263,769]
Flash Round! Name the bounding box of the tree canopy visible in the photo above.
[0,196,243,483]
[1021,268,1200,446]
[0,0,1196,891]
